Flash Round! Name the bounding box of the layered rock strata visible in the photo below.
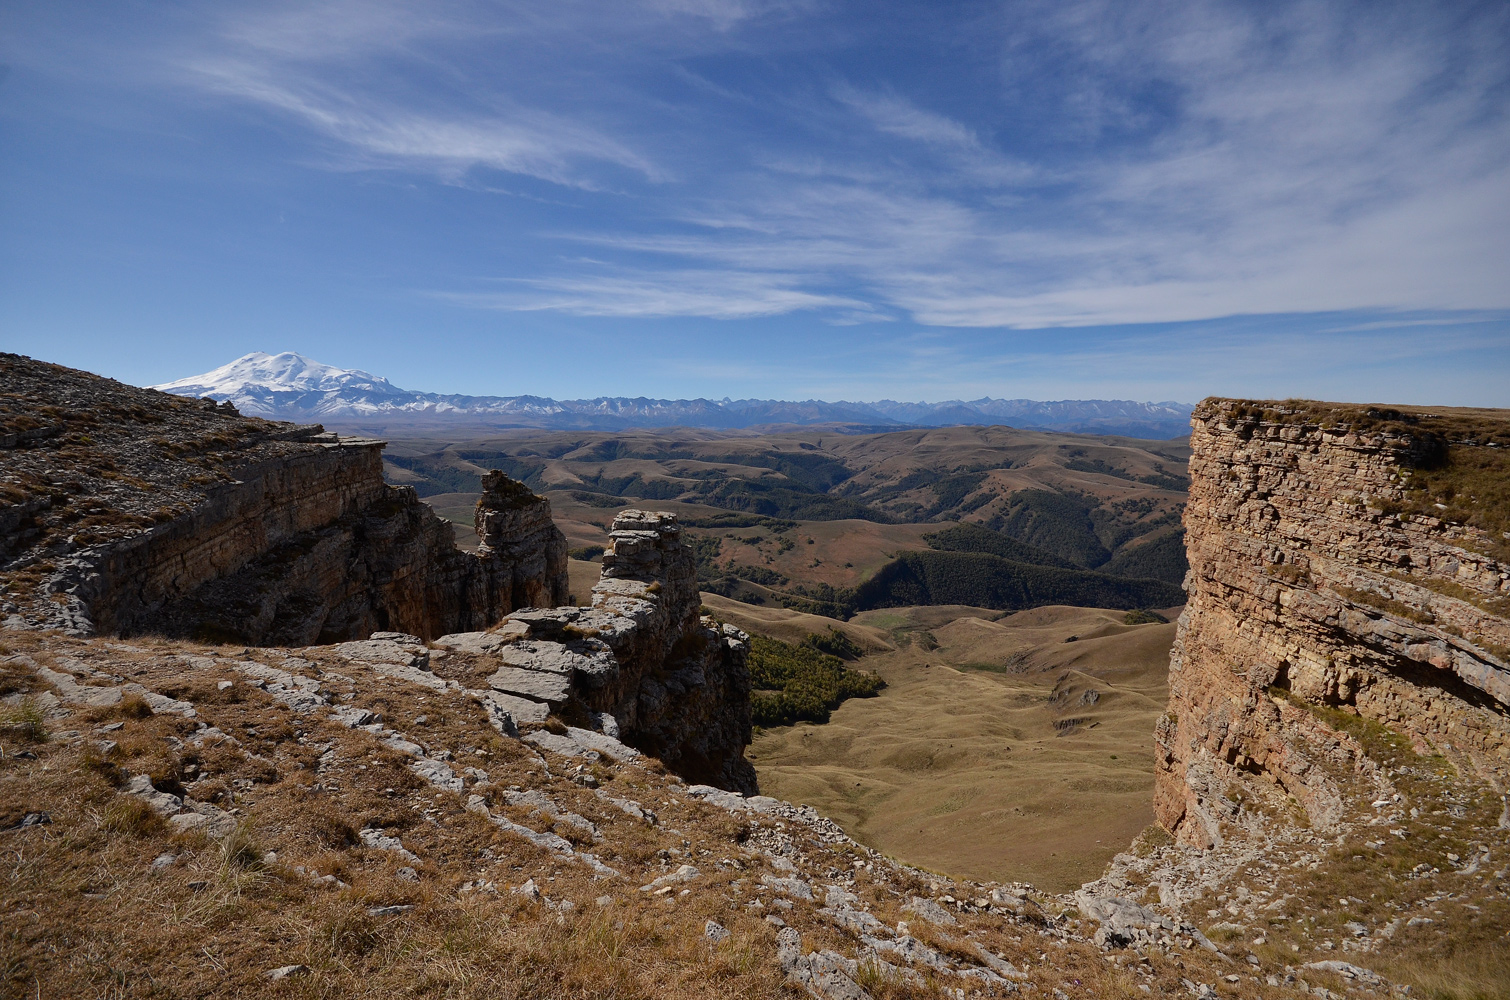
[0,354,566,643]
[432,509,756,793]
[90,461,567,645]
[1156,399,1510,846]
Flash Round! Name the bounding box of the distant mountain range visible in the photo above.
[152,352,1195,439]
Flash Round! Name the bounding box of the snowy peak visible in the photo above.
[150,353,1195,438]
[151,352,411,417]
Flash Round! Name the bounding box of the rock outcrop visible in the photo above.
[1157,399,1510,846]
[433,509,756,792]
[0,353,566,643]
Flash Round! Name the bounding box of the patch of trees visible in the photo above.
[929,471,988,512]
[570,439,694,463]
[803,628,863,660]
[452,452,549,485]
[382,456,483,497]
[1098,529,1189,586]
[776,583,854,621]
[705,451,856,492]
[849,551,1185,614]
[565,491,625,508]
[749,635,884,727]
[924,522,1072,568]
[684,535,723,579]
[575,470,691,500]
[987,489,1111,567]
[700,479,888,522]
[1065,456,1190,492]
[681,513,798,530]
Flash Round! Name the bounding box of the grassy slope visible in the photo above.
[2,627,1292,1000]
[710,598,1179,893]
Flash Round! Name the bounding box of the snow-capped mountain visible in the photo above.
[150,352,414,418]
[151,352,1194,438]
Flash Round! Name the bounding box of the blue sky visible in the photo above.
[2,0,1508,405]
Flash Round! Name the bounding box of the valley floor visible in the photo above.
[709,598,1179,891]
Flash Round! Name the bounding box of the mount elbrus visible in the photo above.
[2,353,1507,999]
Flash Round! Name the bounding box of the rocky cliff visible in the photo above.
[424,508,756,792]
[1156,399,1510,847]
[0,353,567,644]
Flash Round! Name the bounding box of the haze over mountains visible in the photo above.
[152,352,1195,439]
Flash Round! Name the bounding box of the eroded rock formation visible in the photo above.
[1156,399,1510,846]
[433,509,756,792]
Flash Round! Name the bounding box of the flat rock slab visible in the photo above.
[685,784,780,814]
[168,802,237,838]
[525,726,641,760]
[488,667,572,704]
[359,828,420,864]
[124,773,183,816]
[432,623,527,655]
[562,726,640,759]
[496,639,617,681]
[569,609,640,644]
[331,638,428,668]
[429,631,502,655]
[591,577,659,602]
[525,731,593,757]
[474,689,550,724]
[903,896,957,927]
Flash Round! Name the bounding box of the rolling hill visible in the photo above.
[398,424,1191,618]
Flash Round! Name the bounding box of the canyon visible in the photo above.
[3,359,1508,999]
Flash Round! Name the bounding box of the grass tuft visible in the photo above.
[0,696,50,743]
[102,796,165,838]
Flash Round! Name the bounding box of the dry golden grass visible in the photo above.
[0,634,798,998]
[4,626,1304,1000]
[728,602,1177,891]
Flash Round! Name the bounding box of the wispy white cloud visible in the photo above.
[480,0,1510,326]
[831,85,1039,186]
[142,0,1510,325]
[186,56,664,188]
[179,0,682,189]
[835,86,979,150]
[433,269,879,320]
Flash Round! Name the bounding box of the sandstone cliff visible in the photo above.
[1157,399,1510,847]
[0,354,567,644]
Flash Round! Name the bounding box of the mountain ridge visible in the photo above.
[152,352,1195,439]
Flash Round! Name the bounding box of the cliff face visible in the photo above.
[82,459,567,645]
[1157,399,1510,847]
[433,509,755,792]
[0,354,567,644]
